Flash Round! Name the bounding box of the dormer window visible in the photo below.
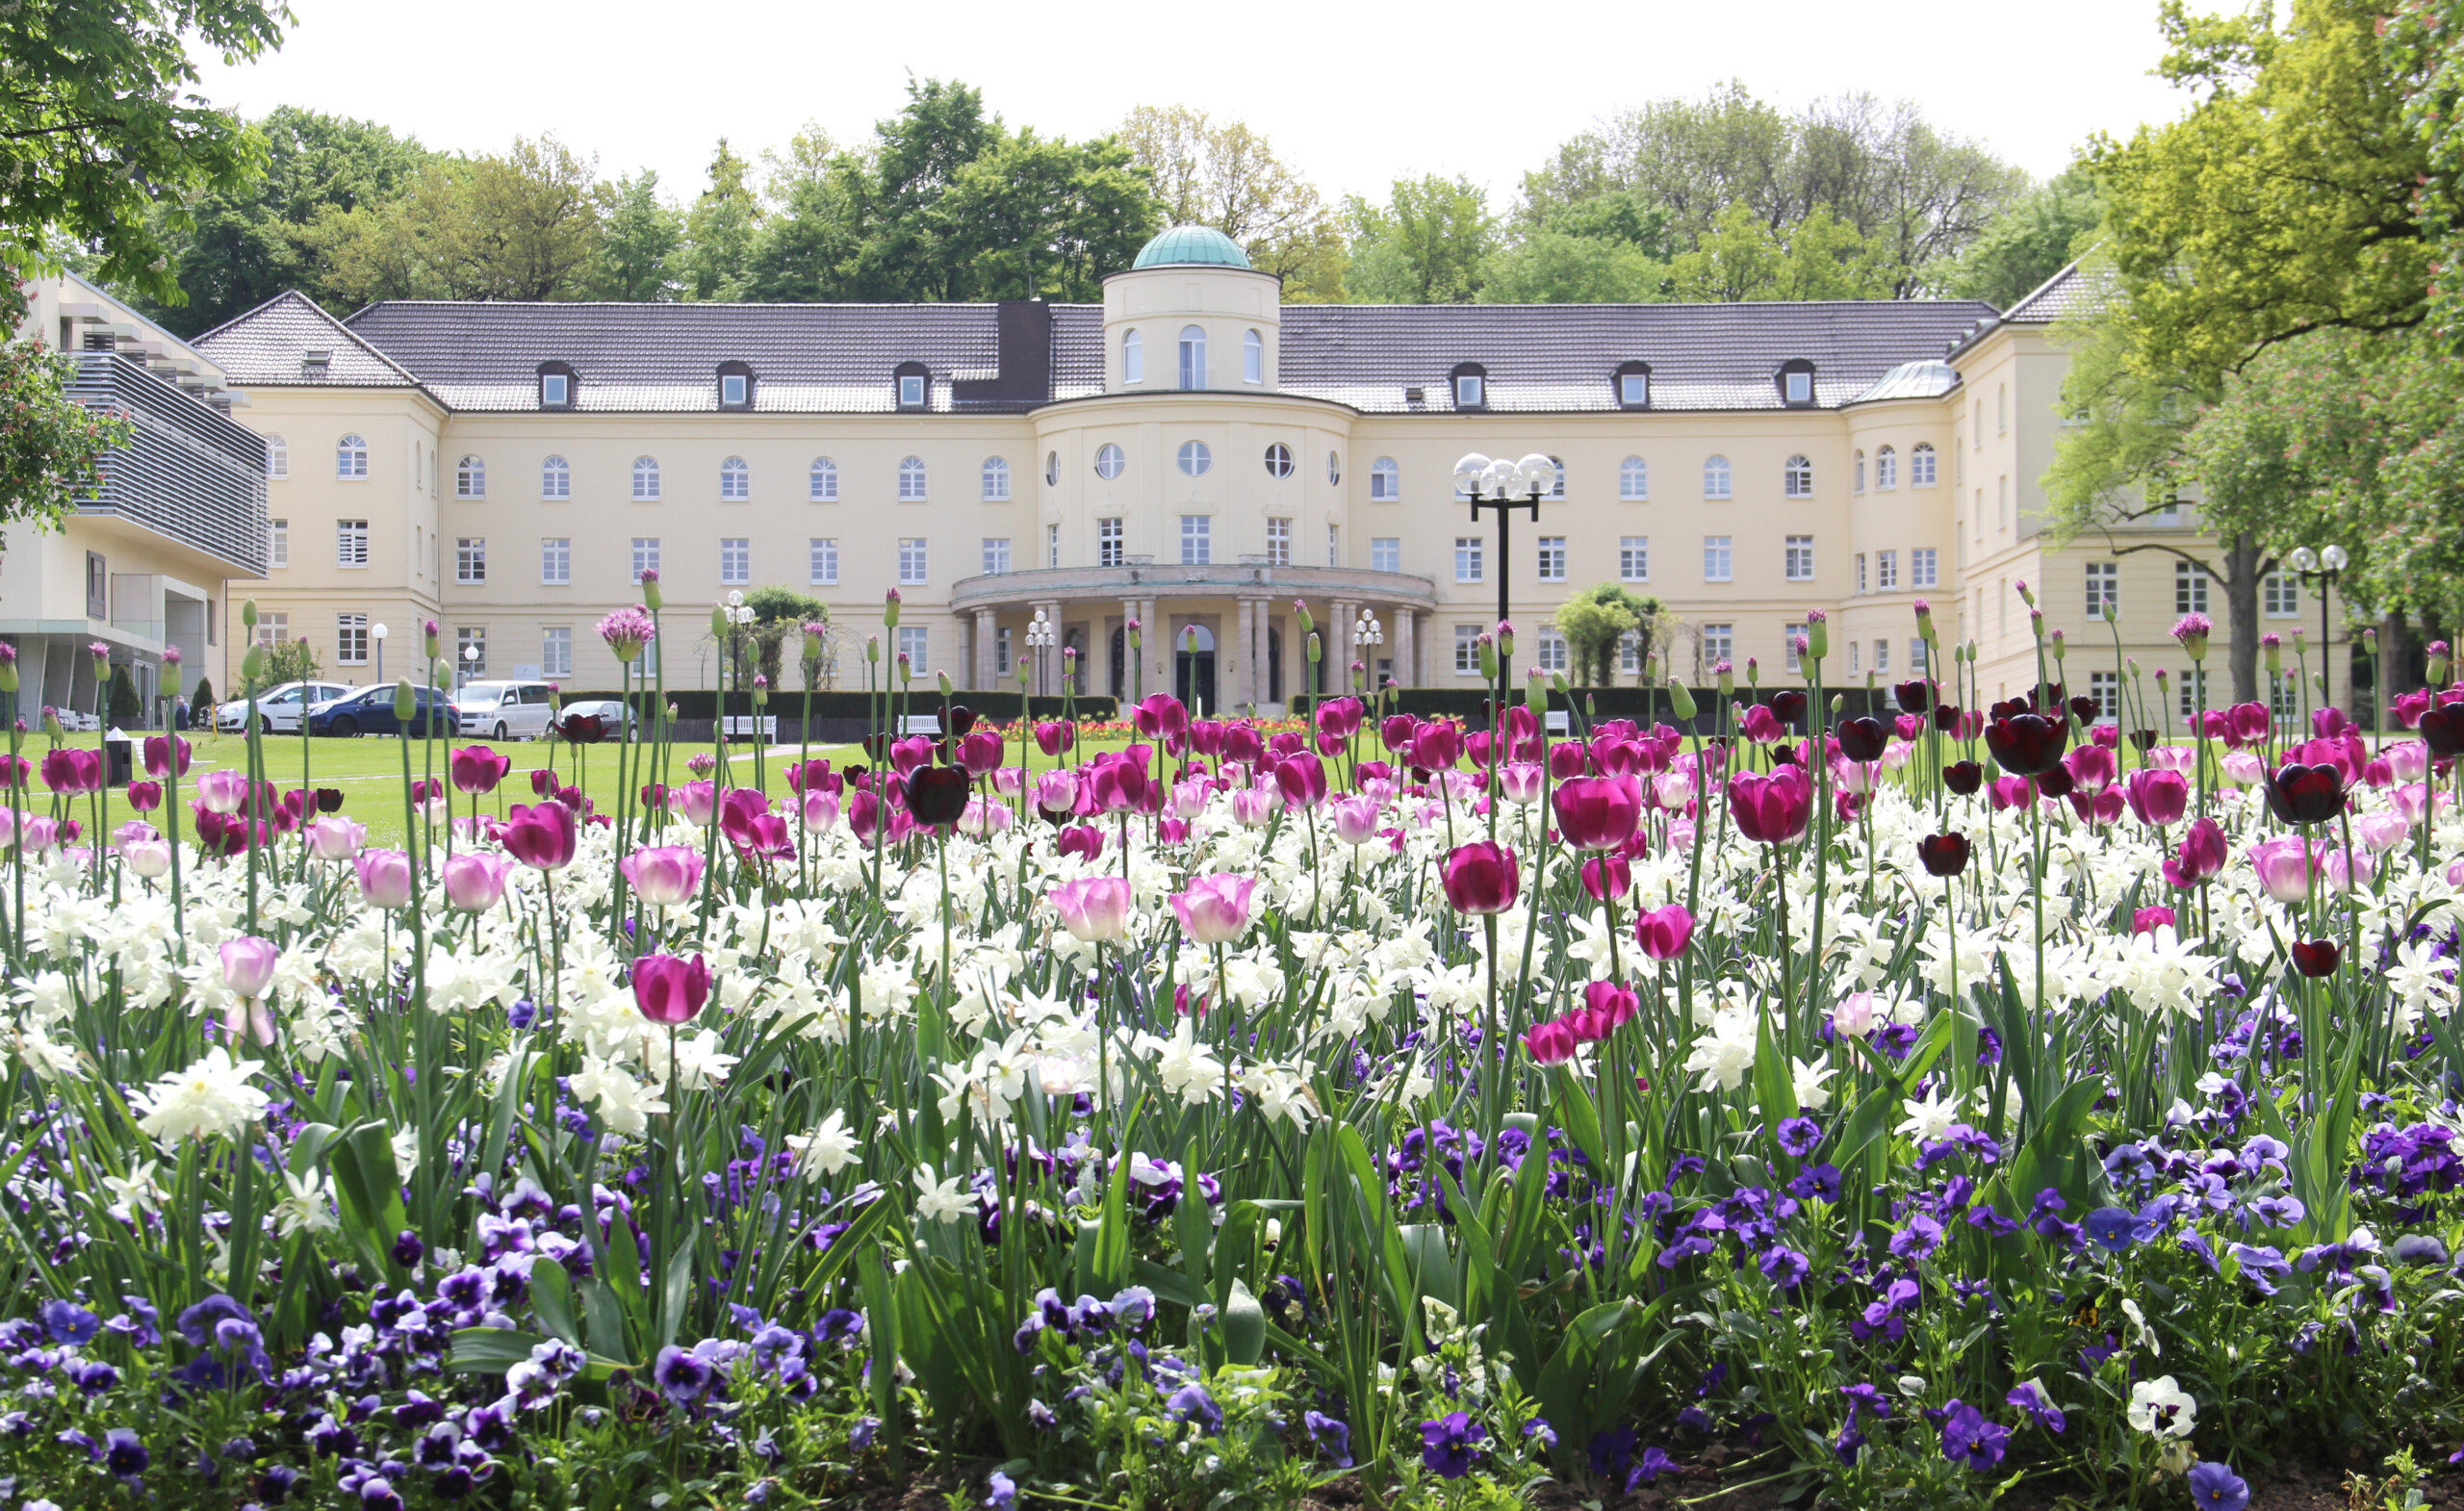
[538,362,576,410]
[717,361,754,410]
[1777,359,1816,408]
[1451,364,1487,409]
[1615,361,1651,408]
[895,362,930,409]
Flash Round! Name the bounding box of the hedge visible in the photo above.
[555,689,1117,724]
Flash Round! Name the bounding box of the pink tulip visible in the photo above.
[12,813,59,853]
[1035,768,1081,814]
[1729,766,1812,844]
[195,769,249,815]
[2355,810,2409,852]
[1552,776,1642,852]
[1171,874,1259,944]
[1498,762,1544,805]
[2146,745,2197,774]
[1634,903,1694,960]
[443,852,515,912]
[1833,991,1876,1037]
[141,735,192,778]
[632,952,711,1026]
[675,781,717,827]
[801,789,841,834]
[2392,782,2447,828]
[120,833,170,879]
[2220,749,2266,786]
[1654,769,1696,810]
[2312,839,2373,894]
[2387,740,2430,781]
[1230,787,1278,827]
[959,798,1013,837]
[2246,836,2312,903]
[991,765,1024,797]
[305,816,366,860]
[2123,768,2189,827]
[219,935,279,999]
[1521,1018,1578,1064]
[622,845,706,907]
[354,849,415,909]
[502,801,578,871]
[1049,876,1132,943]
[1330,795,1382,846]
[1442,840,1520,914]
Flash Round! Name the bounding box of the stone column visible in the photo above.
[1393,608,1416,690]
[1331,601,1354,697]
[1235,599,1256,714]
[973,609,996,691]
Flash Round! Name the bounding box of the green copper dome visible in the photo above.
[1131,225,1251,270]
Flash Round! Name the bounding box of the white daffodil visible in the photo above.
[911,1164,975,1224]
[786,1110,860,1181]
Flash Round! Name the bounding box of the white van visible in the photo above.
[454,680,558,741]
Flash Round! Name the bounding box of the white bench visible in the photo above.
[1545,709,1572,736]
[898,714,940,737]
[720,716,777,739]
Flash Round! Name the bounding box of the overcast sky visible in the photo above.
[191,0,2193,208]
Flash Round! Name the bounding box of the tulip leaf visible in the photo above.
[529,1257,581,1348]
[1222,1277,1267,1366]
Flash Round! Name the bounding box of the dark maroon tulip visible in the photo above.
[1917,832,1970,877]
[1984,712,2067,777]
[1893,680,1933,715]
[2291,938,2341,978]
[317,787,345,813]
[1943,759,1983,795]
[557,713,606,746]
[1770,689,1808,726]
[947,704,976,738]
[2422,704,2464,760]
[2262,762,2346,826]
[1835,716,1888,763]
[2129,729,2158,753]
[1932,702,1962,732]
[2035,764,2076,800]
[907,765,970,827]
[2067,696,2100,725]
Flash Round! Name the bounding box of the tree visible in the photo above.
[0,0,288,304]
[1665,203,1894,303]
[935,131,1159,300]
[1553,584,1665,687]
[191,675,216,712]
[1942,166,2103,308]
[0,308,134,544]
[1343,176,1497,304]
[318,136,605,303]
[267,636,321,684]
[106,663,140,722]
[1116,105,1347,299]
[836,78,1003,302]
[1477,231,1668,304]
[738,586,828,687]
[681,140,759,301]
[592,171,683,300]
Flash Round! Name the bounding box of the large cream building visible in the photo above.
[182,225,2337,721]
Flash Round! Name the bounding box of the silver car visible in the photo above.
[455,680,559,741]
[215,680,353,734]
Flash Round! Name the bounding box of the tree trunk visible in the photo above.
[2222,530,2261,705]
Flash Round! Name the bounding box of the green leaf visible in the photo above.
[529,1257,581,1348]
[1222,1278,1266,1366]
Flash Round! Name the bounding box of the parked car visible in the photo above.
[214,680,353,734]
[553,698,642,742]
[307,684,460,738]
[454,679,559,741]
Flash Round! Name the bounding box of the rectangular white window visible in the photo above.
[2086,560,2118,618]
[336,519,369,568]
[1850,640,1861,674]
[1876,549,1898,590]
[268,519,288,569]
[1537,536,1567,581]
[899,374,926,407]
[456,537,486,584]
[1453,625,1481,675]
[1179,514,1211,566]
[1784,535,1814,581]
[1856,553,1868,594]
[1911,638,1929,675]
[1536,630,1569,674]
[1047,523,1060,568]
[253,612,289,647]
[1785,624,1807,674]
[983,537,1012,575]
[720,537,750,585]
[1619,536,1649,582]
[1704,535,1732,582]
[336,614,368,666]
[899,537,929,585]
[1997,475,2011,527]
[542,627,572,679]
[2090,669,2120,718]
[1098,518,1124,568]
[896,625,927,668]
[2175,559,2208,615]
[2177,667,2207,718]
[722,373,747,407]
[1619,630,1642,674]
[809,537,838,585]
[1372,537,1400,574]
[1455,373,1483,407]
[1620,372,1648,406]
[541,537,570,584]
[996,626,1014,675]
[1784,371,1811,404]
[1912,548,1938,588]
[631,537,659,584]
[1455,537,1483,583]
[1701,624,1732,671]
[1327,523,1340,568]
[2264,572,2299,617]
[1874,638,1890,674]
[1265,517,1292,566]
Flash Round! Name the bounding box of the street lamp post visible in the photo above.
[1352,608,1385,696]
[2286,544,2349,704]
[1026,607,1056,700]
[460,641,477,690]
[1452,451,1554,696]
[372,621,389,684]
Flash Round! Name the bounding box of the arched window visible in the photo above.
[455,455,485,499]
[808,457,838,501]
[981,456,1011,500]
[1044,451,1059,486]
[1326,451,1342,486]
[1370,457,1400,501]
[541,455,571,499]
[1262,443,1294,479]
[1911,443,1938,487]
[1784,454,1814,499]
[1876,446,1899,491]
[1703,455,1732,499]
[265,434,288,481]
[1177,440,1212,476]
[720,456,750,500]
[631,456,660,501]
[336,434,368,479]
[1853,450,1866,494]
[1546,455,1567,498]
[898,456,928,500]
[1122,329,1143,384]
[1177,325,1207,390]
[1619,456,1648,501]
[1094,444,1125,480]
[1243,329,1264,384]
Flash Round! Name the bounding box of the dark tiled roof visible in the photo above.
[191,291,424,388]
[1273,300,1998,413]
[202,292,2005,415]
[2000,261,2112,324]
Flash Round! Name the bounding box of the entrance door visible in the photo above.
[1175,624,1217,712]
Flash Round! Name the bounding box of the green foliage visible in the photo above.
[266,636,321,685]
[1665,202,1895,302]
[1476,231,1668,305]
[0,320,134,540]
[682,140,760,301]
[1343,176,1498,304]
[0,0,287,304]
[191,676,216,711]
[2390,0,2464,345]
[316,136,605,304]
[592,170,683,301]
[105,663,139,722]
[934,130,1160,301]
[1942,166,2104,308]
[1553,585,1665,686]
[1116,104,1348,301]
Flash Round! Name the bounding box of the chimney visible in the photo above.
[951,301,1052,405]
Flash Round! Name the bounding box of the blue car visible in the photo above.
[307,683,461,738]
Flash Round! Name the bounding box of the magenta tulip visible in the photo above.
[1634,903,1694,960]
[1522,1019,1578,1064]
[502,800,578,871]
[1275,752,1329,810]
[1442,840,1520,914]
[1729,766,1812,845]
[1552,776,1643,852]
[2165,816,2229,888]
[632,952,711,1025]
[449,745,513,796]
[141,734,192,778]
[2122,768,2188,827]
